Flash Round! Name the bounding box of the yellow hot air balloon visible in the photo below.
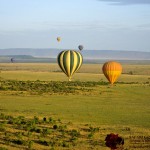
[57,37,61,42]
[102,61,122,84]
[57,50,83,81]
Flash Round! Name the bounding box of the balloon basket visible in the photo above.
[68,78,72,82]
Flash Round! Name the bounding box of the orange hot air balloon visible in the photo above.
[102,61,122,84]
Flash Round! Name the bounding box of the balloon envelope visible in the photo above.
[57,37,61,42]
[78,45,84,51]
[102,61,122,84]
[11,58,14,63]
[57,50,83,81]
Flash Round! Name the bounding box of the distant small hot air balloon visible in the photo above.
[78,45,84,51]
[102,61,122,84]
[57,37,61,42]
[57,50,83,81]
[11,58,14,63]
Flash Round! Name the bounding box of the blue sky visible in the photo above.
[0,0,150,51]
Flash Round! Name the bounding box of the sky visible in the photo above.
[0,0,150,52]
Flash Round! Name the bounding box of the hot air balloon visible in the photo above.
[11,58,14,63]
[102,61,122,84]
[78,45,84,51]
[57,50,83,81]
[57,37,61,42]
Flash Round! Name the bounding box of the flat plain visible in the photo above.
[0,63,150,150]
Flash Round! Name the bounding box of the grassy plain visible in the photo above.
[0,63,150,150]
[0,63,150,82]
[1,63,150,75]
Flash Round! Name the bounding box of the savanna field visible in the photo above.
[0,63,150,150]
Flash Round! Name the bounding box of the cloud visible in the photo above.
[97,0,150,5]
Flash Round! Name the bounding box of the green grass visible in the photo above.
[0,63,150,83]
[0,63,150,149]
[0,83,150,150]
[0,71,150,83]
[1,112,147,150]
[0,63,150,75]
[0,84,150,127]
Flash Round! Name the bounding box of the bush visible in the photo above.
[12,139,24,145]
[28,140,34,149]
[129,71,133,75]
[0,124,6,132]
[0,147,8,150]
[53,125,58,130]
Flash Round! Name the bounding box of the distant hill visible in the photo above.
[0,48,150,61]
[0,55,55,63]
[0,48,60,58]
[5,55,34,59]
[82,50,150,60]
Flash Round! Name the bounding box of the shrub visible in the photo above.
[53,125,58,130]
[129,71,133,75]
[43,117,47,122]
[12,139,24,145]
[33,116,39,124]
[0,124,6,132]
[0,113,5,119]
[41,128,51,137]
[0,147,8,150]
[35,128,41,133]
[38,139,49,146]
[88,133,94,138]
[28,140,34,149]
[105,133,124,149]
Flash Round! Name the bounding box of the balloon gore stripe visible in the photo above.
[57,50,83,81]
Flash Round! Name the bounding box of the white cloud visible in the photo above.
[98,0,150,5]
